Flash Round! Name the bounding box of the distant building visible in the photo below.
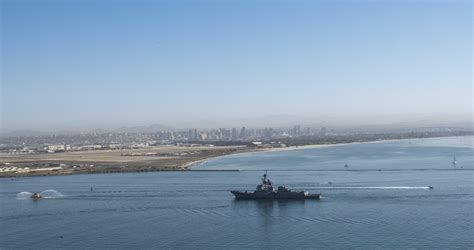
[264,128,273,139]
[71,145,103,151]
[293,125,301,136]
[240,126,246,138]
[47,144,70,152]
[231,128,238,140]
[187,129,198,140]
[320,127,327,136]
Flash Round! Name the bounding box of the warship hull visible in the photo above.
[231,190,321,200]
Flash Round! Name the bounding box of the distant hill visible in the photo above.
[1,124,173,137]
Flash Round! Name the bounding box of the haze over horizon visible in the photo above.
[1,0,472,131]
[1,113,472,135]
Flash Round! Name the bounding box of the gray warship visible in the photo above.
[230,172,321,200]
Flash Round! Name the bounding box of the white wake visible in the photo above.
[314,186,432,190]
[16,189,64,199]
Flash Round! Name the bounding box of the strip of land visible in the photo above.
[0,141,396,177]
[0,145,254,177]
[1,134,470,177]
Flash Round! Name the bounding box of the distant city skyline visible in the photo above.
[1,112,472,136]
[2,0,472,130]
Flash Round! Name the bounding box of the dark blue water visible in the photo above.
[1,137,473,248]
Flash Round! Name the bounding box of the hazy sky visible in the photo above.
[1,0,472,130]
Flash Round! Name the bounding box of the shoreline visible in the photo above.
[1,135,470,178]
[185,137,416,168]
[187,135,473,169]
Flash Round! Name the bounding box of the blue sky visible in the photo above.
[1,0,472,130]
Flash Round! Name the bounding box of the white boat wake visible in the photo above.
[16,192,34,199]
[314,186,432,190]
[16,189,64,199]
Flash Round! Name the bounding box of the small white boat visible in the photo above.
[30,192,43,199]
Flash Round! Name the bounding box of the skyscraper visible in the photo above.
[293,125,301,136]
[320,127,327,136]
[231,128,238,140]
[240,127,246,139]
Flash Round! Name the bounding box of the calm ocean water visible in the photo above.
[1,136,473,248]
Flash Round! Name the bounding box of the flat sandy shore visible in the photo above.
[0,145,251,177]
